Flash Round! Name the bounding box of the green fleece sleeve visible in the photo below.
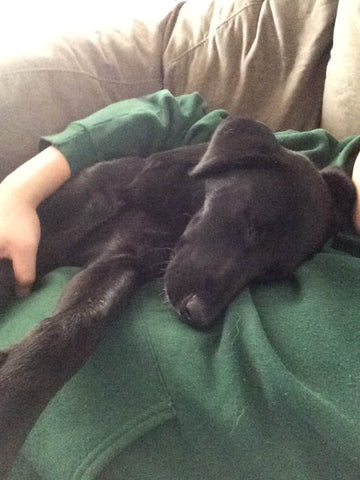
[40,89,360,177]
[39,90,214,174]
[275,128,360,172]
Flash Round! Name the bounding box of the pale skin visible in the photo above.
[352,151,360,234]
[0,147,359,297]
[0,146,70,296]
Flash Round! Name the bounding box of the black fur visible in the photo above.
[0,117,356,478]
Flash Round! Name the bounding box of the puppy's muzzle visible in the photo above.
[178,293,211,329]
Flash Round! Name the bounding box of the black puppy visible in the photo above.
[0,117,356,477]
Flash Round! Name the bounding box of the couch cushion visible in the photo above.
[0,2,177,178]
[163,0,338,132]
[322,0,360,139]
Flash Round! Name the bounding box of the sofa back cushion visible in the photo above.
[322,0,360,139]
[164,0,338,132]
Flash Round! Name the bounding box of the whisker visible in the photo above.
[160,288,172,308]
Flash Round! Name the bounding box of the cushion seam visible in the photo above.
[0,68,160,86]
[164,0,264,67]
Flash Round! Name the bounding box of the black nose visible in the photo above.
[180,294,211,329]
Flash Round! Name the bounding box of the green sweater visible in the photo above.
[2,90,360,480]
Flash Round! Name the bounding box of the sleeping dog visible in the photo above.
[0,117,356,477]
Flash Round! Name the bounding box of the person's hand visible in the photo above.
[352,151,360,234]
[0,188,40,296]
[0,146,71,296]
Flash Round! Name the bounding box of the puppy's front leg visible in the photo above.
[0,254,138,479]
[36,157,146,275]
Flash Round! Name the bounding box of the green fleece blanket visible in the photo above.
[2,91,360,479]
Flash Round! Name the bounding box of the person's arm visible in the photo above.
[0,91,203,293]
[0,90,224,295]
[352,151,360,234]
[0,146,70,295]
[40,90,212,174]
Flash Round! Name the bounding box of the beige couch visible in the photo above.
[0,0,358,179]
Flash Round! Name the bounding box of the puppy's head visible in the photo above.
[165,117,357,329]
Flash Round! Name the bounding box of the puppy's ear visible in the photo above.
[321,166,357,231]
[190,116,282,177]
